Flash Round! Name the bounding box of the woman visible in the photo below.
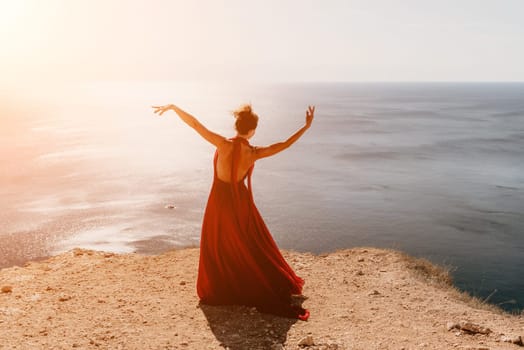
[152,103,314,320]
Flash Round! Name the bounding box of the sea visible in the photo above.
[1,81,523,312]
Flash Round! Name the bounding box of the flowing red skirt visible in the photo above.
[197,138,309,320]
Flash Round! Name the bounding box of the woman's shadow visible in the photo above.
[199,302,298,349]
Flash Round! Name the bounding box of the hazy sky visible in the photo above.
[1,0,523,83]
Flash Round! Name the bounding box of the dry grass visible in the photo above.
[396,250,508,315]
[452,289,507,314]
[397,251,454,287]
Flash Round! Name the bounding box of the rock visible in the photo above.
[515,336,524,346]
[165,205,176,209]
[447,322,460,331]
[356,270,364,276]
[501,335,523,346]
[73,249,84,256]
[320,345,339,350]
[29,293,41,302]
[457,320,491,335]
[1,285,13,293]
[298,335,315,347]
[357,257,365,262]
[58,294,72,302]
[180,281,186,286]
[368,290,381,296]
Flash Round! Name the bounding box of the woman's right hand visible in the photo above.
[152,104,175,116]
[306,105,315,127]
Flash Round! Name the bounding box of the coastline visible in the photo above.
[1,247,523,350]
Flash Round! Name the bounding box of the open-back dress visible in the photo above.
[197,137,310,320]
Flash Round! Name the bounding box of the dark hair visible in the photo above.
[233,104,258,134]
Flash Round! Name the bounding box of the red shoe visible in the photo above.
[298,309,310,321]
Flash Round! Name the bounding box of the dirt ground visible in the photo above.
[1,247,523,350]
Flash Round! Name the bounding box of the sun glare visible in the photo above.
[0,1,26,30]
[0,0,30,59]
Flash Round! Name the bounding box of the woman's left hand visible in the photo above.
[152,104,175,116]
[305,105,315,128]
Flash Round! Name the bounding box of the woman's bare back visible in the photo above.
[215,140,256,183]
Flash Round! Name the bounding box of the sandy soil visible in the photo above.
[1,247,523,350]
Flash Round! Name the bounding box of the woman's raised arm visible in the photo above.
[152,104,226,147]
[254,105,315,159]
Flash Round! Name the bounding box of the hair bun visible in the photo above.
[233,104,253,120]
[232,103,259,134]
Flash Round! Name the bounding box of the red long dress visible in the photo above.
[197,137,309,320]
